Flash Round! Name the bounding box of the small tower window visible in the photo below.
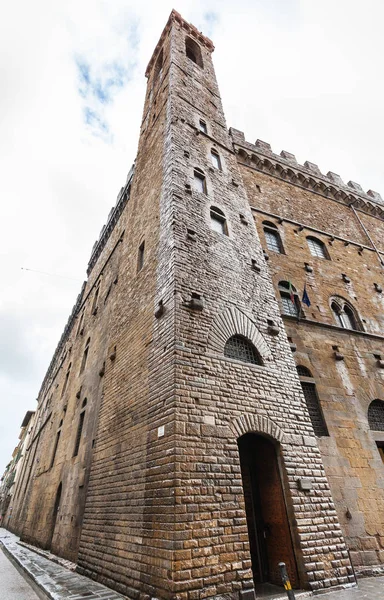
[210,206,228,236]
[154,48,163,81]
[296,366,329,436]
[194,168,207,194]
[278,281,301,317]
[80,338,90,374]
[211,149,221,170]
[137,241,145,272]
[307,236,329,259]
[77,310,85,336]
[263,221,284,254]
[199,120,207,134]
[331,297,362,331]
[224,335,262,365]
[185,36,203,68]
[368,399,384,431]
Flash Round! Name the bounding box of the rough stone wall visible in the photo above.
[7,10,364,600]
[237,149,384,574]
[165,15,353,598]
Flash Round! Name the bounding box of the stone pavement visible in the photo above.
[0,528,126,600]
[1,527,384,600]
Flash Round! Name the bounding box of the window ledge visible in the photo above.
[282,314,384,340]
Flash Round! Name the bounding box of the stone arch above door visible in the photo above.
[207,306,272,361]
[230,413,285,443]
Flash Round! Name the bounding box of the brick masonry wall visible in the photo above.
[237,147,384,574]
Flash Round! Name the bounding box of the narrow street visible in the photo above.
[0,545,41,599]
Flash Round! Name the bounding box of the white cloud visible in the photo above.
[1,0,383,475]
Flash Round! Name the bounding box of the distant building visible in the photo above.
[4,10,384,599]
[1,411,35,527]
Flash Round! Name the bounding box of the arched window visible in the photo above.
[278,281,301,317]
[137,240,145,272]
[80,338,90,374]
[296,365,312,377]
[224,335,262,365]
[307,236,329,259]
[211,149,221,170]
[210,206,228,236]
[330,297,362,331]
[73,399,87,457]
[61,363,71,398]
[199,119,207,134]
[296,366,329,436]
[91,280,101,315]
[368,400,384,431]
[263,221,284,254]
[154,48,163,80]
[185,36,203,68]
[194,168,207,194]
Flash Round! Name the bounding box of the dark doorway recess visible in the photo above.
[48,482,62,550]
[238,434,299,588]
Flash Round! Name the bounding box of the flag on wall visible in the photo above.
[302,285,311,307]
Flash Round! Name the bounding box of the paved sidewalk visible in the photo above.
[0,528,126,600]
[1,527,384,600]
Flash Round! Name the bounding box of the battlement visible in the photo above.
[145,9,214,77]
[230,128,384,219]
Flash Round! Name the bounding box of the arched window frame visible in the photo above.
[211,148,222,170]
[80,338,90,374]
[278,281,302,318]
[185,36,203,68]
[224,334,263,366]
[263,221,284,254]
[296,365,329,436]
[330,297,363,331]
[199,119,207,134]
[194,168,207,194]
[368,399,384,431]
[137,240,145,272]
[73,399,87,457]
[61,363,71,398]
[210,206,228,236]
[153,48,163,81]
[307,236,329,260]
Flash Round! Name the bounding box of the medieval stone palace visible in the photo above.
[2,10,384,599]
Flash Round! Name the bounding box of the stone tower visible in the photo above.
[8,10,356,600]
[75,10,353,599]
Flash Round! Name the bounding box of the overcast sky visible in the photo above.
[1,0,384,477]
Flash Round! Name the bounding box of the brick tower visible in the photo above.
[75,11,354,599]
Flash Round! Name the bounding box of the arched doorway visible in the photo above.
[48,482,62,550]
[238,434,298,588]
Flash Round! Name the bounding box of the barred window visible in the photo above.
[307,236,328,259]
[300,382,329,436]
[263,221,284,254]
[224,335,262,365]
[368,400,384,431]
[296,365,312,377]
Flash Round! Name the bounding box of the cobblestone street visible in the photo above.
[2,528,384,600]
